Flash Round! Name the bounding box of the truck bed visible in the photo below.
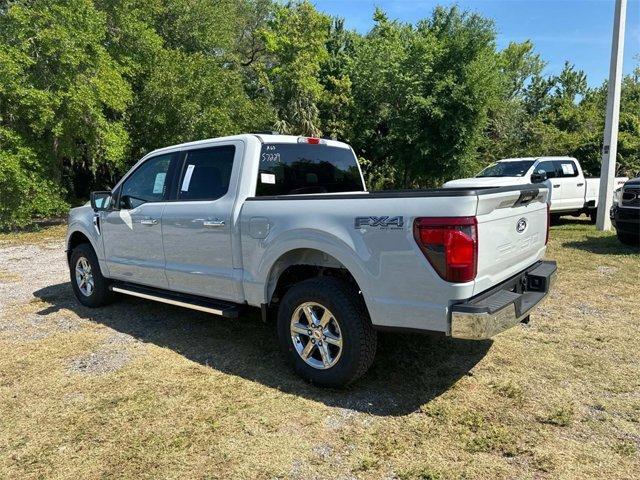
[241,184,549,333]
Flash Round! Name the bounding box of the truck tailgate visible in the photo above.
[473,187,548,295]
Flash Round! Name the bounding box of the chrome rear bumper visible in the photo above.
[450,261,557,340]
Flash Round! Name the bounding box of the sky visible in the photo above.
[313,0,640,87]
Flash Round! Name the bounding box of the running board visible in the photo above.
[110,283,240,318]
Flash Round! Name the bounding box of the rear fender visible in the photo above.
[253,229,373,311]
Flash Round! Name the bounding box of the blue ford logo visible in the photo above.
[516,218,527,233]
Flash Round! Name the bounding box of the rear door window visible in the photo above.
[256,143,365,196]
[176,146,235,201]
[555,160,578,178]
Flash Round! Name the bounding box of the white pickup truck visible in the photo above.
[444,157,627,222]
[66,134,556,386]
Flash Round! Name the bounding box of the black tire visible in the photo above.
[69,243,114,307]
[617,230,640,247]
[589,210,597,224]
[550,214,562,225]
[276,276,377,387]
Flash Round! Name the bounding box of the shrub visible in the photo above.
[0,129,68,230]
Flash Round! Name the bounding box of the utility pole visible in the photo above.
[596,0,627,230]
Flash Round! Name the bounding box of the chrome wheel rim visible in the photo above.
[75,257,94,297]
[290,302,343,370]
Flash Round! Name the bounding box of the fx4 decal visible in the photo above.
[354,216,404,230]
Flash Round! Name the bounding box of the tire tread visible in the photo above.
[277,276,377,387]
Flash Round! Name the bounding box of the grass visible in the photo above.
[0,218,638,479]
[0,223,66,247]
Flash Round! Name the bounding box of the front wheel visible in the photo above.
[276,277,377,387]
[617,230,640,247]
[69,243,114,307]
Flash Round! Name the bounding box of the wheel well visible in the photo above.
[267,249,362,307]
[67,231,91,261]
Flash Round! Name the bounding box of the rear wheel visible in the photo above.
[69,243,114,307]
[617,230,640,247]
[589,209,597,224]
[276,277,377,387]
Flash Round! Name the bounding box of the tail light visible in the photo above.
[413,217,478,283]
[545,202,550,245]
[297,137,325,145]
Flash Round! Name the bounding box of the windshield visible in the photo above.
[477,161,534,178]
[256,143,365,196]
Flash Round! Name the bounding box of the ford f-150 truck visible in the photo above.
[611,177,640,246]
[443,157,627,222]
[66,134,557,386]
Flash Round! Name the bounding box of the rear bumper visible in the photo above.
[450,261,557,340]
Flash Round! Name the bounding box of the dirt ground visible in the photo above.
[0,220,638,479]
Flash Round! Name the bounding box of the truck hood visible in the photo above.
[443,177,528,188]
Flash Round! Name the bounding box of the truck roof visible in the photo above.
[497,156,577,163]
[145,134,352,158]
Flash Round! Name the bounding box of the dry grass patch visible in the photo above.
[0,219,638,479]
[0,224,67,247]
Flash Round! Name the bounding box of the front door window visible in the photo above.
[120,154,172,209]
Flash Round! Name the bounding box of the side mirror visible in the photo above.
[90,191,112,211]
[531,171,547,183]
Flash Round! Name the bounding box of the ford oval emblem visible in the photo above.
[516,218,527,233]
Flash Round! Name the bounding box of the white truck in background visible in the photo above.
[444,157,627,222]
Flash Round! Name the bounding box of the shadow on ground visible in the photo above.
[34,282,491,416]
[563,235,638,255]
[551,215,592,226]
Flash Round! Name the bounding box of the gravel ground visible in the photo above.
[0,239,140,374]
[0,241,66,309]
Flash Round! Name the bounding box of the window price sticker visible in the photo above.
[561,163,575,175]
[181,164,195,191]
[260,173,276,184]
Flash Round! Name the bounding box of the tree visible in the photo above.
[263,1,330,136]
[129,49,273,157]
[348,6,502,187]
[0,0,131,208]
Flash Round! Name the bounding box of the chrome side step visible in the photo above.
[111,284,240,318]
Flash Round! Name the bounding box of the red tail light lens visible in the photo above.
[545,202,550,245]
[297,136,325,145]
[413,217,478,283]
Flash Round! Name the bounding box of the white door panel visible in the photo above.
[102,204,167,287]
[101,152,175,288]
[162,141,243,301]
[557,160,584,210]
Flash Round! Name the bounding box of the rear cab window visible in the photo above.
[255,143,365,196]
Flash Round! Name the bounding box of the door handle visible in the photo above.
[577,183,584,187]
[553,184,560,188]
[203,220,225,228]
[140,218,158,225]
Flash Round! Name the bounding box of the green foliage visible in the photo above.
[263,1,330,136]
[348,7,503,187]
[129,49,273,157]
[0,0,639,228]
[0,0,131,216]
[0,128,68,229]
